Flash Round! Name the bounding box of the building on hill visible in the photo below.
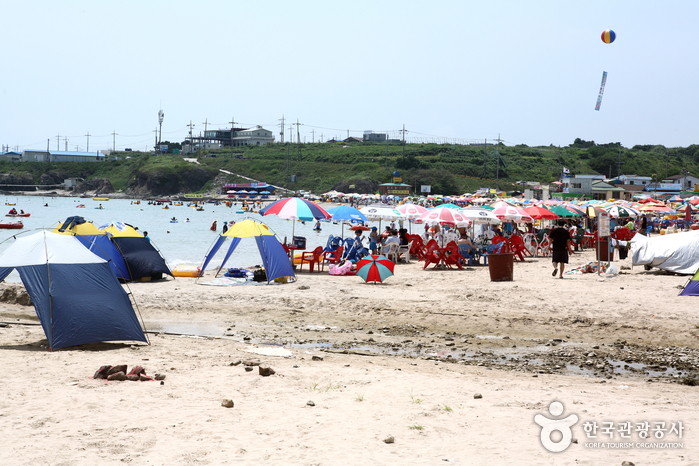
[363,131,386,142]
[663,173,699,191]
[0,151,22,162]
[200,125,274,148]
[21,150,104,162]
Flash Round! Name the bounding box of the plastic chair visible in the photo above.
[507,235,527,262]
[384,243,400,263]
[458,244,477,266]
[397,240,413,263]
[443,241,464,270]
[538,235,552,257]
[522,232,539,256]
[422,239,441,269]
[322,246,344,271]
[299,246,323,273]
[408,235,426,261]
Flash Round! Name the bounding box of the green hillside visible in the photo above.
[2,139,699,196]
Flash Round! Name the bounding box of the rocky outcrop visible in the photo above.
[0,173,34,191]
[126,167,217,197]
[75,178,114,194]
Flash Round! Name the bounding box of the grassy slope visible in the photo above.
[3,142,699,195]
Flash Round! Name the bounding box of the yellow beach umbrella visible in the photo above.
[222,219,273,238]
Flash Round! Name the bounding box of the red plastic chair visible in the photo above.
[507,235,527,262]
[491,235,510,253]
[321,246,344,271]
[408,234,426,260]
[443,241,464,270]
[422,239,441,269]
[299,246,323,273]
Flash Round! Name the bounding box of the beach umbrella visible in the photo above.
[259,197,331,222]
[359,204,403,221]
[416,206,471,227]
[259,197,331,238]
[356,255,395,284]
[326,205,368,237]
[603,205,636,218]
[396,204,427,219]
[524,205,559,220]
[677,204,699,213]
[459,206,501,224]
[491,202,534,223]
[547,205,583,219]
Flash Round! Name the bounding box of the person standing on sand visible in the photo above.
[550,219,573,278]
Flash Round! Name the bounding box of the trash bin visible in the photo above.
[596,237,614,261]
[488,252,514,282]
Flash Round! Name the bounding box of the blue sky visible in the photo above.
[2,1,697,152]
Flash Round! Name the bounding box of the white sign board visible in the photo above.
[421,185,431,193]
[598,211,610,237]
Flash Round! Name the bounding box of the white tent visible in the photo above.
[630,230,699,274]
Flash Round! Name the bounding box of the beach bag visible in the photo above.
[253,269,267,282]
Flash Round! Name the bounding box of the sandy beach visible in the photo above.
[1,245,699,465]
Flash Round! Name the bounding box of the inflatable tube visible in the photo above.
[236,210,244,214]
[172,266,201,277]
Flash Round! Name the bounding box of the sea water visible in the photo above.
[0,195,348,279]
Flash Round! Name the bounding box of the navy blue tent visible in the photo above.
[0,231,148,350]
[200,219,295,282]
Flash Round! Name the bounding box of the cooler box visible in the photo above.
[292,236,306,249]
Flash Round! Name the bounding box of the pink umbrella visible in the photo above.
[491,202,534,223]
[416,206,471,227]
[396,204,428,219]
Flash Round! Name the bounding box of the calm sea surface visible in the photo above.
[0,195,352,278]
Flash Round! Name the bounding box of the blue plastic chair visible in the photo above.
[458,244,478,266]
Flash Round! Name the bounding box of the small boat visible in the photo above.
[174,203,183,206]
[92,197,109,201]
[6,213,30,217]
[5,203,15,206]
[77,204,85,208]
[0,221,23,229]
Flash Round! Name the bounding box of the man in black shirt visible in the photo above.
[549,219,572,278]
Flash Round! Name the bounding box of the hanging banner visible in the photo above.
[594,71,608,111]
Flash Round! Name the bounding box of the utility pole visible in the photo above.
[202,118,209,145]
[229,117,237,148]
[112,131,118,152]
[56,133,61,151]
[279,115,285,143]
[187,121,195,153]
[153,129,158,152]
[666,149,670,179]
[85,132,90,152]
[311,129,315,143]
[401,124,407,158]
[616,149,623,178]
[64,137,68,151]
[483,139,487,178]
[385,130,389,168]
[295,119,301,161]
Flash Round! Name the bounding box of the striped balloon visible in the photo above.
[601,29,616,44]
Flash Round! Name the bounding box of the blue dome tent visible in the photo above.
[0,230,148,350]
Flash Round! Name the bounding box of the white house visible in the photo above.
[231,126,275,147]
[663,174,699,191]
